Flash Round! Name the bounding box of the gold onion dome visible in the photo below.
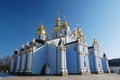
[62,20,70,30]
[37,24,46,35]
[53,17,61,31]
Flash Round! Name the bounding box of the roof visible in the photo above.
[65,40,78,46]
[88,46,94,49]
[35,39,46,44]
[109,58,120,67]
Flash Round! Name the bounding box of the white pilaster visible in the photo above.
[26,48,33,73]
[85,54,91,72]
[60,46,68,76]
[21,53,26,73]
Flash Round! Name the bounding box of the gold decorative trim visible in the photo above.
[22,50,26,54]
[29,48,33,53]
[60,47,66,52]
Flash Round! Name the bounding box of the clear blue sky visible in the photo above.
[0,0,120,59]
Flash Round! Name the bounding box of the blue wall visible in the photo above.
[32,44,61,75]
[32,45,47,74]
[47,45,57,74]
[89,51,96,73]
[66,45,79,74]
[102,58,108,73]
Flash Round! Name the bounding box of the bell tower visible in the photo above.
[77,27,91,74]
[92,38,103,74]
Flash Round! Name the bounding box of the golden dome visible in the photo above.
[53,17,61,31]
[61,21,70,30]
[76,27,81,33]
[53,26,61,31]
[37,24,46,35]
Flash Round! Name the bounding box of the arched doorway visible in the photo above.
[41,63,50,75]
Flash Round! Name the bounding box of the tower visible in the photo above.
[76,27,91,74]
[88,38,103,74]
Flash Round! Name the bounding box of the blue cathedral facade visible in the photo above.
[10,17,110,76]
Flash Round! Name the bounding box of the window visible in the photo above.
[84,62,86,67]
[83,47,85,52]
[64,30,66,35]
[98,63,101,68]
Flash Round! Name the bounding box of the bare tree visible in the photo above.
[0,56,12,73]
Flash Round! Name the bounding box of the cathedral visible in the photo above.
[10,16,110,76]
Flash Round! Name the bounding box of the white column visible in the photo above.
[64,50,67,70]
[28,52,32,70]
[80,54,84,71]
[26,48,33,73]
[16,55,20,72]
[95,56,99,71]
[77,39,83,72]
[10,57,14,72]
[21,53,26,72]
[60,46,68,76]
[61,50,64,70]
[86,54,91,72]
